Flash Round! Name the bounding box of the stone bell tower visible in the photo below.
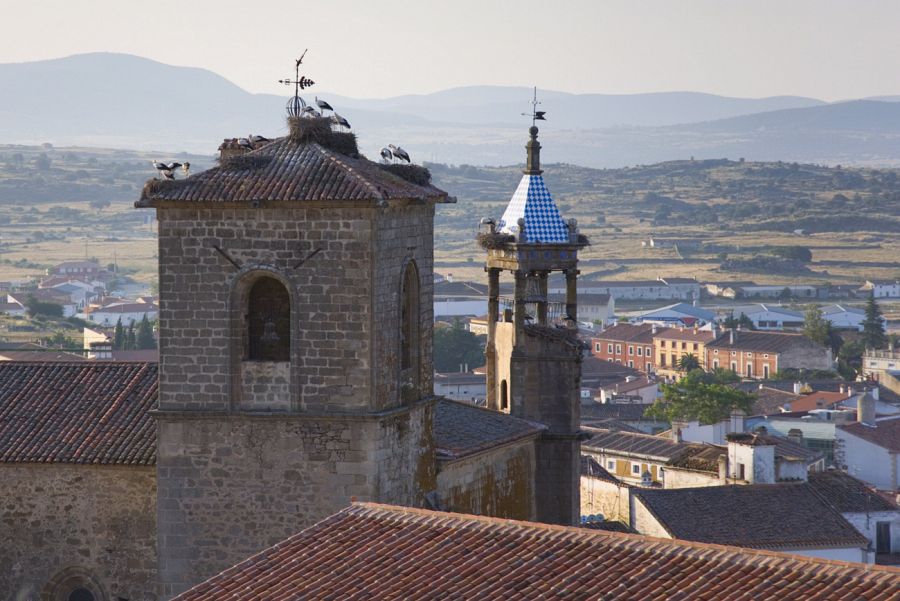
[478,124,586,525]
[138,112,448,596]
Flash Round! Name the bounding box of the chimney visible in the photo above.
[717,454,727,482]
[839,384,846,395]
[871,386,880,401]
[651,324,658,335]
[857,393,876,427]
[730,409,745,434]
[671,423,684,443]
[729,329,735,345]
[793,381,801,395]
[787,428,803,446]
[447,273,453,283]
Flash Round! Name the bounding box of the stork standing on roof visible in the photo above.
[151,161,182,179]
[388,144,410,164]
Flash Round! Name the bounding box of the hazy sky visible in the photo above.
[4,0,900,100]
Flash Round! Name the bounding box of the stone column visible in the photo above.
[565,268,578,328]
[537,271,549,325]
[486,267,500,409]
[514,270,527,344]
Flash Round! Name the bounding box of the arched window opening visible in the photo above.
[68,589,96,601]
[400,263,420,373]
[500,380,509,412]
[246,277,290,361]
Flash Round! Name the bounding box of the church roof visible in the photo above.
[433,399,545,459]
[0,362,157,465]
[497,174,569,243]
[170,502,900,601]
[137,131,446,207]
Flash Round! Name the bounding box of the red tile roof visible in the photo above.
[592,322,665,344]
[787,391,852,413]
[707,330,818,353]
[172,503,900,601]
[0,362,157,465]
[138,136,447,206]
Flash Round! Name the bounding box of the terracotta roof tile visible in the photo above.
[633,484,868,549]
[433,399,545,459]
[137,137,446,206]
[172,503,900,601]
[707,330,819,353]
[592,322,667,344]
[0,361,157,465]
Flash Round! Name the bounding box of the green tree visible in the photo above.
[722,312,755,330]
[677,353,700,373]
[837,340,866,380]
[25,296,64,318]
[137,315,156,350]
[433,319,485,372]
[779,287,792,301]
[803,305,831,347]
[126,322,136,350]
[646,370,755,425]
[114,318,125,350]
[861,292,886,349]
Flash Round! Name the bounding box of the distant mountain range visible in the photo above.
[3,53,900,167]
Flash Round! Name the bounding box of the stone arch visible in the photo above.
[41,567,107,601]
[399,259,420,399]
[228,266,299,411]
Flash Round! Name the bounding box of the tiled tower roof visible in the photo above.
[137,118,447,207]
[498,174,569,243]
[497,125,569,243]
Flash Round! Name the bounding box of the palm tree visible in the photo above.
[677,353,700,373]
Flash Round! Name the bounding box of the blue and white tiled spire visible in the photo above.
[497,126,569,244]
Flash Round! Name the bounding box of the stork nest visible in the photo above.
[378,163,432,186]
[218,154,272,171]
[142,177,190,197]
[477,232,515,249]
[576,233,591,246]
[287,116,360,157]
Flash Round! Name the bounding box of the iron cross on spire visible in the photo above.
[279,50,316,117]
[521,86,547,127]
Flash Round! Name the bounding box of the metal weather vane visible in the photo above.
[521,86,547,127]
[279,50,316,117]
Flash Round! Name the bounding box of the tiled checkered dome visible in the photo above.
[498,174,569,243]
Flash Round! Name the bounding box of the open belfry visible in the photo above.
[479,118,588,525]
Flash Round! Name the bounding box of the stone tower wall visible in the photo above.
[372,204,436,409]
[155,203,439,596]
[156,402,435,597]
[156,206,375,413]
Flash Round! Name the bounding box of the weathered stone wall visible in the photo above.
[157,401,435,598]
[436,439,536,521]
[240,361,291,411]
[156,207,374,413]
[373,204,435,409]
[580,475,630,523]
[0,464,157,601]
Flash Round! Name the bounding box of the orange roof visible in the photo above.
[172,503,899,601]
[788,391,850,413]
